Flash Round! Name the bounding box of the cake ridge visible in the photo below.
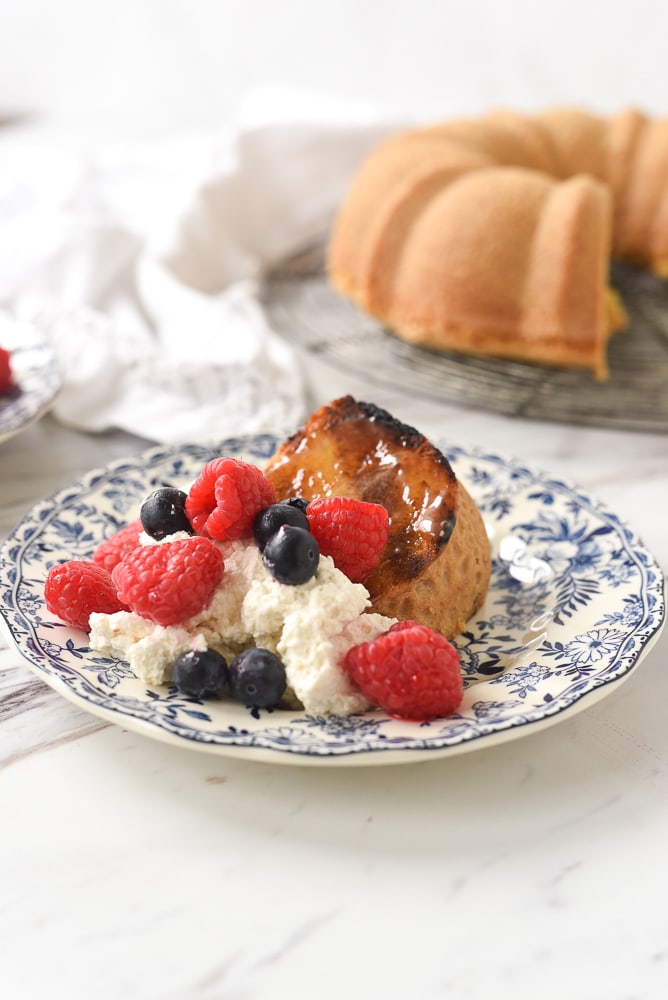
[328,105,666,379]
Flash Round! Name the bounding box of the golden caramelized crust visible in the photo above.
[328,106,668,379]
[264,396,491,638]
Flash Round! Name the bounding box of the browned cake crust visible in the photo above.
[328,107,668,380]
[264,396,491,638]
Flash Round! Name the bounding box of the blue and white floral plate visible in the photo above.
[0,313,62,444]
[0,434,664,765]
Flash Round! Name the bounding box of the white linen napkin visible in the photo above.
[0,88,401,443]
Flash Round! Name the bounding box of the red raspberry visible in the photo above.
[45,560,127,631]
[185,458,276,540]
[343,620,463,720]
[93,519,143,573]
[0,347,13,394]
[112,536,224,626]
[306,497,389,583]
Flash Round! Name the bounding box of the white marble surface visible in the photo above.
[2,5,668,990]
[1,350,667,999]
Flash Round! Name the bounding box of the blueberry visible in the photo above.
[262,524,319,585]
[141,487,193,540]
[172,648,228,699]
[253,502,309,551]
[284,496,310,514]
[228,648,287,708]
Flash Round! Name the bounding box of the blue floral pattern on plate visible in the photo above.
[0,434,664,765]
[0,313,62,443]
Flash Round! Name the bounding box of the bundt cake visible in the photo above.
[328,107,668,380]
[264,396,491,639]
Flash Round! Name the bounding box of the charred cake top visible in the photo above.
[264,396,458,597]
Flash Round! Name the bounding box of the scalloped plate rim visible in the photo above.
[0,614,663,768]
[0,433,665,767]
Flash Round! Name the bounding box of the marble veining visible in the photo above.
[2,387,668,999]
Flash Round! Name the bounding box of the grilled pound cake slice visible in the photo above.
[264,396,491,638]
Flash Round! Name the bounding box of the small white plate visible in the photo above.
[0,434,664,765]
[0,313,62,444]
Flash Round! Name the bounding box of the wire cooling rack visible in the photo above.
[261,245,668,433]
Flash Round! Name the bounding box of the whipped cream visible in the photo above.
[89,534,395,714]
